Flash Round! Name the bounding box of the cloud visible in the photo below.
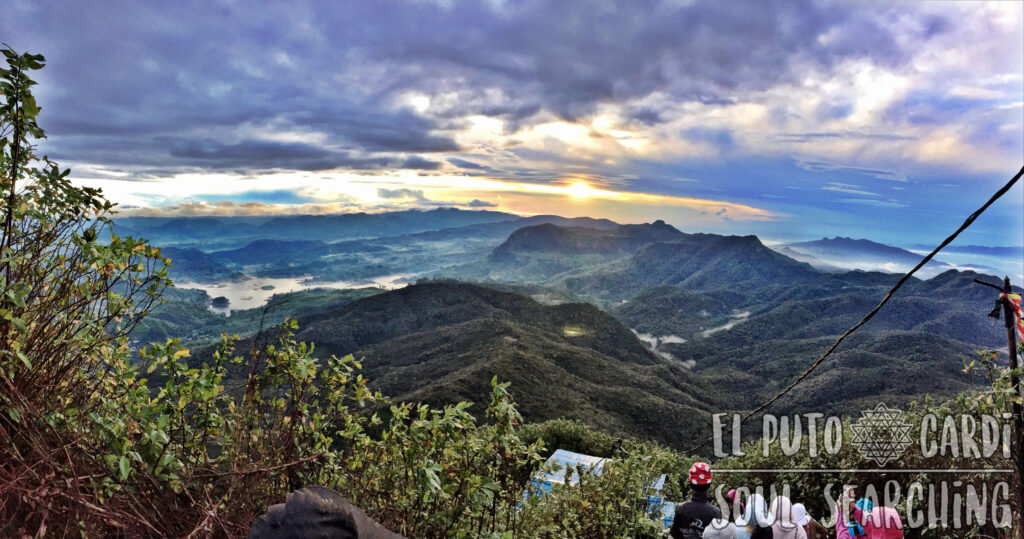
[836,198,908,208]
[626,108,665,126]
[2,0,1020,245]
[378,188,428,201]
[399,155,442,170]
[775,131,917,144]
[157,138,443,173]
[796,160,908,182]
[375,188,496,209]
[11,0,1016,177]
[821,182,879,196]
[448,158,488,170]
[167,139,336,171]
[120,200,365,217]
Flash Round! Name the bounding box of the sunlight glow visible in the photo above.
[78,170,780,222]
[567,182,598,199]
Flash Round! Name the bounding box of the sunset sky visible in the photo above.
[2,0,1022,246]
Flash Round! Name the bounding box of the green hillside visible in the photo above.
[217,281,719,447]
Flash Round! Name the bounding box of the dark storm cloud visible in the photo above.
[399,155,442,170]
[46,132,441,174]
[447,158,488,170]
[289,107,460,153]
[168,139,331,169]
[371,0,867,120]
[627,108,665,126]
[0,0,916,176]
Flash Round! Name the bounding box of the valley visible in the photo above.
[132,208,1023,449]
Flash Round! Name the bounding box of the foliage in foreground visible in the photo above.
[5,316,677,537]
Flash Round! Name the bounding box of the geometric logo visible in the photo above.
[849,403,915,466]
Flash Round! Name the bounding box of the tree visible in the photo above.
[0,47,171,535]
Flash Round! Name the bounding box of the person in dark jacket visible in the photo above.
[670,461,723,539]
[249,486,405,539]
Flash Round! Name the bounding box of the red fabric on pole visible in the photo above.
[1002,293,1024,343]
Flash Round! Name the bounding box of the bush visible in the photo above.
[0,47,172,536]
[520,418,620,457]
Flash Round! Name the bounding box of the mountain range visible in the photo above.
[136,210,1022,450]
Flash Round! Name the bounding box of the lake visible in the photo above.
[175,273,415,315]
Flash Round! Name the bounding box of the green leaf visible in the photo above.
[117,455,131,481]
[22,94,38,118]
[15,350,31,369]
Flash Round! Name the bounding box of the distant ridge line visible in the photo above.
[687,165,1024,454]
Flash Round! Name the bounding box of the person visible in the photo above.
[851,498,873,537]
[791,503,828,539]
[864,505,904,539]
[670,462,723,539]
[725,488,745,522]
[737,493,773,539]
[249,485,404,539]
[834,486,865,539]
[838,493,904,539]
[703,518,739,539]
[768,495,807,539]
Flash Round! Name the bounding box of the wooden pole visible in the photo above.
[1000,277,1024,539]
[974,276,1023,536]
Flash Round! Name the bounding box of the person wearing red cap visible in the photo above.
[670,462,723,539]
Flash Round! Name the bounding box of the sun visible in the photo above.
[567,182,598,199]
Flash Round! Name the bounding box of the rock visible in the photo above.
[249,486,404,539]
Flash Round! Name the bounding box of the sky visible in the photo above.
[2,0,1022,247]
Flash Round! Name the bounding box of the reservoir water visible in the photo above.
[175,273,414,315]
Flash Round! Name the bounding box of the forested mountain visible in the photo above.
[202,281,717,447]
[491,220,683,259]
[444,221,681,283]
